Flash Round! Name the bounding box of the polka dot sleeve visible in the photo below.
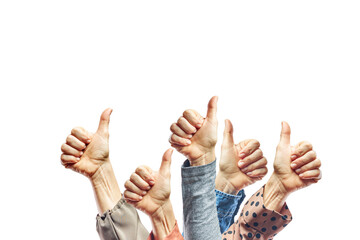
[221,186,292,240]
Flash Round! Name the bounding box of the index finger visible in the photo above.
[135,166,155,185]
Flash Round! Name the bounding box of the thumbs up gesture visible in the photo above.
[124,149,174,216]
[216,119,268,195]
[60,108,113,178]
[169,96,218,166]
[272,122,322,194]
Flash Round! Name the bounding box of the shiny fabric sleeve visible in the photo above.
[96,197,149,240]
[147,221,184,240]
[221,186,292,240]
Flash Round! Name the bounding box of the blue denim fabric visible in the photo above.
[215,189,246,234]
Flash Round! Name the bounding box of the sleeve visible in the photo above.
[147,221,184,240]
[216,189,246,234]
[96,197,149,240]
[221,186,292,240]
[181,159,222,240]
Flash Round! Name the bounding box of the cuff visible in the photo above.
[215,189,246,217]
[241,186,292,239]
[181,159,216,180]
[96,197,127,221]
[147,221,183,240]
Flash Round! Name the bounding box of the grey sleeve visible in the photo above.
[96,197,149,240]
[181,159,221,240]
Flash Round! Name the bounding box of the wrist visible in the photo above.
[150,200,176,240]
[189,149,216,166]
[263,174,290,212]
[90,161,122,214]
[215,173,239,195]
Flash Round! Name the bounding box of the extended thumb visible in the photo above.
[97,108,112,133]
[222,119,234,146]
[206,96,218,120]
[159,148,173,175]
[279,121,291,145]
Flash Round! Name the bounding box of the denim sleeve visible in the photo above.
[215,189,246,234]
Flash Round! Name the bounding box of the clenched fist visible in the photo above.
[216,119,268,195]
[169,96,218,166]
[60,108,112,178]
[272,121,322,194]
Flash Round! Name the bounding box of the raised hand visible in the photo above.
[60,108,112,178]
[263,121,322,212]
[216,119,268,195]
[169,96,218,166]
[124,149,173,216]
[272,121,322,194]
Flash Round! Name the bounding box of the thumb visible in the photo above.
[206,96,218,120]
[222,119,234,147]
[159,148,173,175]
[279,121,291,146]
[97,108,113,134]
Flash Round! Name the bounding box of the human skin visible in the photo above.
[215,119,268,195]
[263,121,322,212]
[124,149,177,240]
[60,108,121,214]
[169,97,268,195]
[169,96,218,166]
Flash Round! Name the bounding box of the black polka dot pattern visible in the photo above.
[221,186,292,240]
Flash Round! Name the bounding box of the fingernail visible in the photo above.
[239,153,246,159]
[147,186,151,190]
[291,155,297,160]
[80,151,83,156]
[246,172,253,176]
[142,191,147,195]
[238,161,245,168]
[242,167,248,172]
[76,157,80,161]
[290,163,296,169]
[86,139,91,144]
[186,139,192,145]
[299,173,304,178]
[149,181,155,185]
[138,196,143,200]
[295,168,301,174]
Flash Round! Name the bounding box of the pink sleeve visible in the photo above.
[222,186,292,240]
[147,221,184,240]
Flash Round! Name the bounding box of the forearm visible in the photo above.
[90,161,122,214]
[181,159,221,240]
[150,200,177,240]
[263,174,290,212]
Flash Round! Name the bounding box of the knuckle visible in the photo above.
[61,143,67,151]
[303,141,313,150]
[183,109,192,118]
[252,139,260,148]
[130,173,137,181]
[177,116,185,124]
[308,150,317,159]
[71,127,81,135]
[170,123,177,132]
[66,135,72,143]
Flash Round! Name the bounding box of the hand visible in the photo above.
[216,119,268,195]
[169,96,218,166]
[124,149,173,216]
[272,121,322,195]
[60,108,112,178]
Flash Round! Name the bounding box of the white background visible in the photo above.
[0,1,359,239]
